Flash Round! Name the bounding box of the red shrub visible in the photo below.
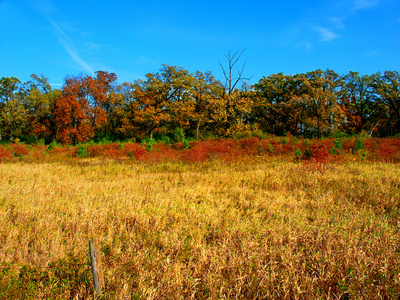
[183,141,208,163]
[49,146,71,156]
[204,139,238,161]
[274,138,295,155]
[238,137,261,156]
[0,146,13,160]
[304,140,332,163]
[33,150,44,160]
[86,144,103,157]
[152,143,180,162]
[102,143,124,158]
[171,142,185,150]
[11,143,30,157]
[341,139,355,152]
[123,143,147,161]
[87,143,124,159]
[182,139,239,163]
[29,145,46,161]
[259,139,280,156]
[363,139,378,152]
[183,148,207,163]
[378,138,400,162]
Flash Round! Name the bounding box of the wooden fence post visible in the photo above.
[89,239,104,298]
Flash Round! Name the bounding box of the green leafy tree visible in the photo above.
[26,74,60,142]
[371,71,400,135]
[190,71,225,138]
[293,70,343,138]
[252,73,298,135]
[0,77,29,141]
[340,71,374,134]
[114,82,140,139]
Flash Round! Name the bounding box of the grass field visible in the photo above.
[0,158,399,299]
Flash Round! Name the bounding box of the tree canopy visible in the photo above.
[1,66,399,144]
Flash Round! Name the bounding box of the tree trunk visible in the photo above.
[196,121,200,139]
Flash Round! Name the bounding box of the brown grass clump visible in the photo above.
[0,160,399,299]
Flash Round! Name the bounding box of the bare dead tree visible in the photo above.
[218,50,253,136]
[219,49,253,95]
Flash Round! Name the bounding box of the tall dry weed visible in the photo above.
[0,160,399,299]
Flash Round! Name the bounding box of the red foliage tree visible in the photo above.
[54,71,117,144]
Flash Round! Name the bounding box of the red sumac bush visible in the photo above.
[378,138,400,162]
[123,143,147,161]
[11,143,31,157]
[305,140,331,163]
[0,146,13,160]
[238,137,261,156]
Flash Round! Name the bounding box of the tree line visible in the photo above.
[1,65,399,144]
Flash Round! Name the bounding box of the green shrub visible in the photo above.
[330,147,339,155]
[141,138,157,151]
[76,145,87,157]
[303,147,311,159]
[47,140,59,150]
[21,134,38,145]
[173,128,186,143]
[268,143,274,153]
[331,138,343,155]
[354,138,364,152]
[159,135,171,145]
[295,148,302,157]
[334,138,343,150]
[335,131,347,138]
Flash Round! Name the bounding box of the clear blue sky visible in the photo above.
[1,0,399,87]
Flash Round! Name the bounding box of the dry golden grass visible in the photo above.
[0,159,399,299]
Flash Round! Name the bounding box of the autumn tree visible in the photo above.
[54,71,116,144]
[190,71,225,138]
[86,71,119,139]
[131,65,196,139]
[160,65,196,135]
[252,73,299,135]
[293,70,343,138]
[131,72,170,139]
[114,82,141,139]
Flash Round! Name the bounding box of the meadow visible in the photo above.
[0,137,400,299]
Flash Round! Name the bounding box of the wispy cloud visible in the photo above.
[296,41,313,53]
[354,0,381,10]
[84,42,106,53]
[36,0,57,16]
[329,17,345,29]
[316,27,339,42]
[35,0,94,74]
[49,19,94,74]
[362,50,379,57]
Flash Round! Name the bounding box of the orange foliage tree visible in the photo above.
[54,71,117,144]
